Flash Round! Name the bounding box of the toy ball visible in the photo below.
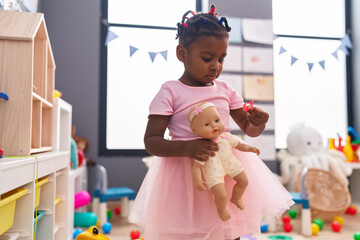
[288,210,297,219]
[73,228,84,239]
[260,223,268,233]
[346,206,358,215]
[102,222,112,234]
[115,206,121,215]
[333,216,344,226]
[283,223,293,232]
[282,215,291,224]
[313,218,324,230]
[311,223,320,235]
[354,232,360,240]
[130,230,140,240]
[331,221,342,232]
[107,210,112,221]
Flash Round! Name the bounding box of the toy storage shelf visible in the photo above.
[0,152,69,240]
[0,10,55,156]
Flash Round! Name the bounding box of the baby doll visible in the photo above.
[75,136,89,167]
[188,102,260,221]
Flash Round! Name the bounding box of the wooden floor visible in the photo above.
[103,204,360,240]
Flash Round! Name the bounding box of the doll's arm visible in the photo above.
[144,115,218,160]
[235,142,260,155]
[230,107,269,137]
[192,161,207,191]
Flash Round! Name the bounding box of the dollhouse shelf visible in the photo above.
[0,10,55,156]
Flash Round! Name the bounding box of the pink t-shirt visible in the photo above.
[149,79,244,140]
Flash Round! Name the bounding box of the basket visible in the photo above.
[297,168,351,222]
[35,177,49,208]
[0,188,28,235]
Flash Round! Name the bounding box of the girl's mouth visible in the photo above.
[212,129,218,133]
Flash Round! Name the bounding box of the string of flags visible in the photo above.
[277,34,352,72]
[105,28,168,63]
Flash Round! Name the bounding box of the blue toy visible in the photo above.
[102,222,112,234]
[0,92,9,100]
[73,228,84,239]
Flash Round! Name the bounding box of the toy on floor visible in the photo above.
[130,230,140,240]
[312,218,324,230]
[346,205,358,215]
[311,223,320,235]
[0,92,9,100]
[354,232,360,240]
[115,206,121,215]
[76,226,111,240]
[75,191,91,209]
[73,228,84,239]
[268,235,293,240]
[74,212,98,228]
[102,222,112,234]
[331,220,342,232]
[288,210,297,219]
[333,216,344,226]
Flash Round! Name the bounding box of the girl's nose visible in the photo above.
[210,61,220,70]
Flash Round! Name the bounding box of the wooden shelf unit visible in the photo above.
[0,10,55,156]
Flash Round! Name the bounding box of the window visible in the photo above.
[272,0,351,149]
[100,0,205,155]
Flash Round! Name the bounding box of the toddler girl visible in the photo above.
[129,5,294,240]
[189,102,260,221]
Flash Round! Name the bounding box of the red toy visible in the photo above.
[283,222,293,232]
[0,149,3,158]
[331,221,341,232]
[282,215,291,224]
[130,230,140,240]
[115,206,121,215]
[243,100,254,112]
[346,205,357,215]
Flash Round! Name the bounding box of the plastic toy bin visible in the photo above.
[35,177,49,208]
[0,188,28,235]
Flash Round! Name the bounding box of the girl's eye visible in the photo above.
[202,58,211,62]
[215,119,219,123]
[219,58,225,63]
[205,123,209,126]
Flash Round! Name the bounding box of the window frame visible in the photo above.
[99,0,202,156]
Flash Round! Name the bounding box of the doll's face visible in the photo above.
[190,107,224,140]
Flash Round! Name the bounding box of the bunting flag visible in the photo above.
[148,52,157,63]
[278,34,352,72]
[279,46,287,55]
[160,50,168,60]
[105,29,119,46]
[307,63,314,72]
[129,46,138,57]
[319,60,325,70]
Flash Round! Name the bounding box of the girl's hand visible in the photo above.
[246,107,269,127]
[250,147,260,155]
[195,180,207,191]
[184,139,219,161]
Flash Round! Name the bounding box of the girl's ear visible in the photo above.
[176,44,186,62]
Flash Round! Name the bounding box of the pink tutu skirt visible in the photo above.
[129,148,294,240]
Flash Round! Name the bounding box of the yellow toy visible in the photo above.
[343,135,354,162]
[76,226,111,240]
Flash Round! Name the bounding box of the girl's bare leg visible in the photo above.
[230,171,248,210]
[210,183,231,221]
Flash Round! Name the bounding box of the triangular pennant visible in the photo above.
[105,29,118,46]
[332,50,339,59]
[307,63,314,72]
[129,46,138,57]
[318,60,325,70]
[279,46,287,55]
[338,44,349,56]
[159,50,168,61]
[290,56,298,65]
[341,34,352,49]
[148,52,157,63]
